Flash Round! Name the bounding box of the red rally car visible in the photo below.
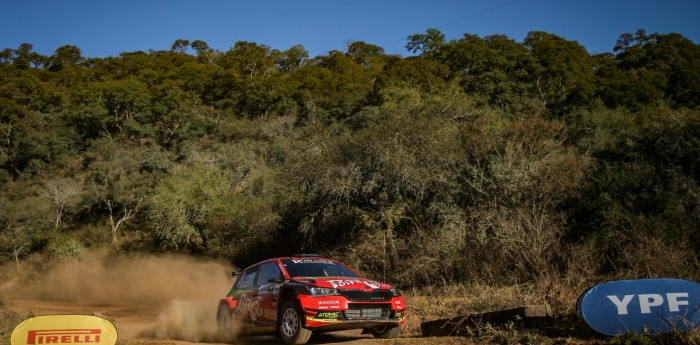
[217,254,406,345]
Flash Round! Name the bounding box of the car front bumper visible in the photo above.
[298,294,406,329]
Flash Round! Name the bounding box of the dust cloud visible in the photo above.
[140,298,239,343]
[1,251,238,343]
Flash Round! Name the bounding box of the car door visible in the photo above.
[235,265,261,327]
[255,261,284,327]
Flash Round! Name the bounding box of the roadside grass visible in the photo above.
[610,330,700,345]
[0,298,34,345]
[402,283,572,344]
[402,283,700,345]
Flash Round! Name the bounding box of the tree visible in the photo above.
[148,141,285,259]
[614,30,700,108]
[148,164,232,251]
[221,41,276,77]
[149,79,209,146]
[190,40,210,56]
[45,177,82,228]
[47,45,84,72]
[190,39,215,63]
[524,31,594,115]
[233,75,288,118]
[0,180,52,267]
[64,83,111,140]
[439,33,536,113]
[83,138,152,245]
[274,44,309,73]
[346,41,385,67]
[313,51,373,118]
[99,78,152,137]
[406,28,446,58]
[0,106,22,177]
[0,99,68,178]
[0,226,31,271]
[483,34,538,113]
[196,69,236,111]
[171,39,191,54]
[379,56,448,93]
[600,30,667,108]
[9,43,45,69]
[98,51,155,79]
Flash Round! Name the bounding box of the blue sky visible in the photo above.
[1,0,699,59]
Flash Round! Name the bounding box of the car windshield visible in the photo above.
[282,259,361,278]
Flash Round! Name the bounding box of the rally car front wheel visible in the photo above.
[278,300,312,345]
[370,324,401,339]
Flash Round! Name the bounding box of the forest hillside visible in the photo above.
[1,29,699,293]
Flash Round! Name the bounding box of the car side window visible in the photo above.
[257,262,283,286]
[239,266,259,289]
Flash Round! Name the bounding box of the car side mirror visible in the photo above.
[232,271,241,277]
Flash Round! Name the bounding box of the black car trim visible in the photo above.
[338,289,393,302]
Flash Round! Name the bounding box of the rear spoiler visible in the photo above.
[291,253,322,258]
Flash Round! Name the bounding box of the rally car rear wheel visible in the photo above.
[216,302,242,342]
[278,300,312,345]
[370,324,401,339]
[216,303,234,330]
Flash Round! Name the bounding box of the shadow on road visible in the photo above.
[237,331,374,345]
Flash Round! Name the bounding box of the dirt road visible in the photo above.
[6,298,474,345]
[1,254,476,345]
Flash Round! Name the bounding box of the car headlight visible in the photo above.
[390,288,402,296]
[309,287,339,296]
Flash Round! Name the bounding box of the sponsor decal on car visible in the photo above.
[307,311,344,325]
[317,300,340,305]
[291,259,336,264]
[314,298,342,310]
[237,294,263,322]
[327,279,389,289]
[315,311,341,319]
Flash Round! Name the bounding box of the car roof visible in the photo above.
[242,254,337,269]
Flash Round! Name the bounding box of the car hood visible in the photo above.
[292,277,394,291]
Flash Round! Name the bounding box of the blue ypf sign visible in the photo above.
[577,278,700,336]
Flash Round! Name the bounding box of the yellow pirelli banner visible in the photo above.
[11,315,118,345]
